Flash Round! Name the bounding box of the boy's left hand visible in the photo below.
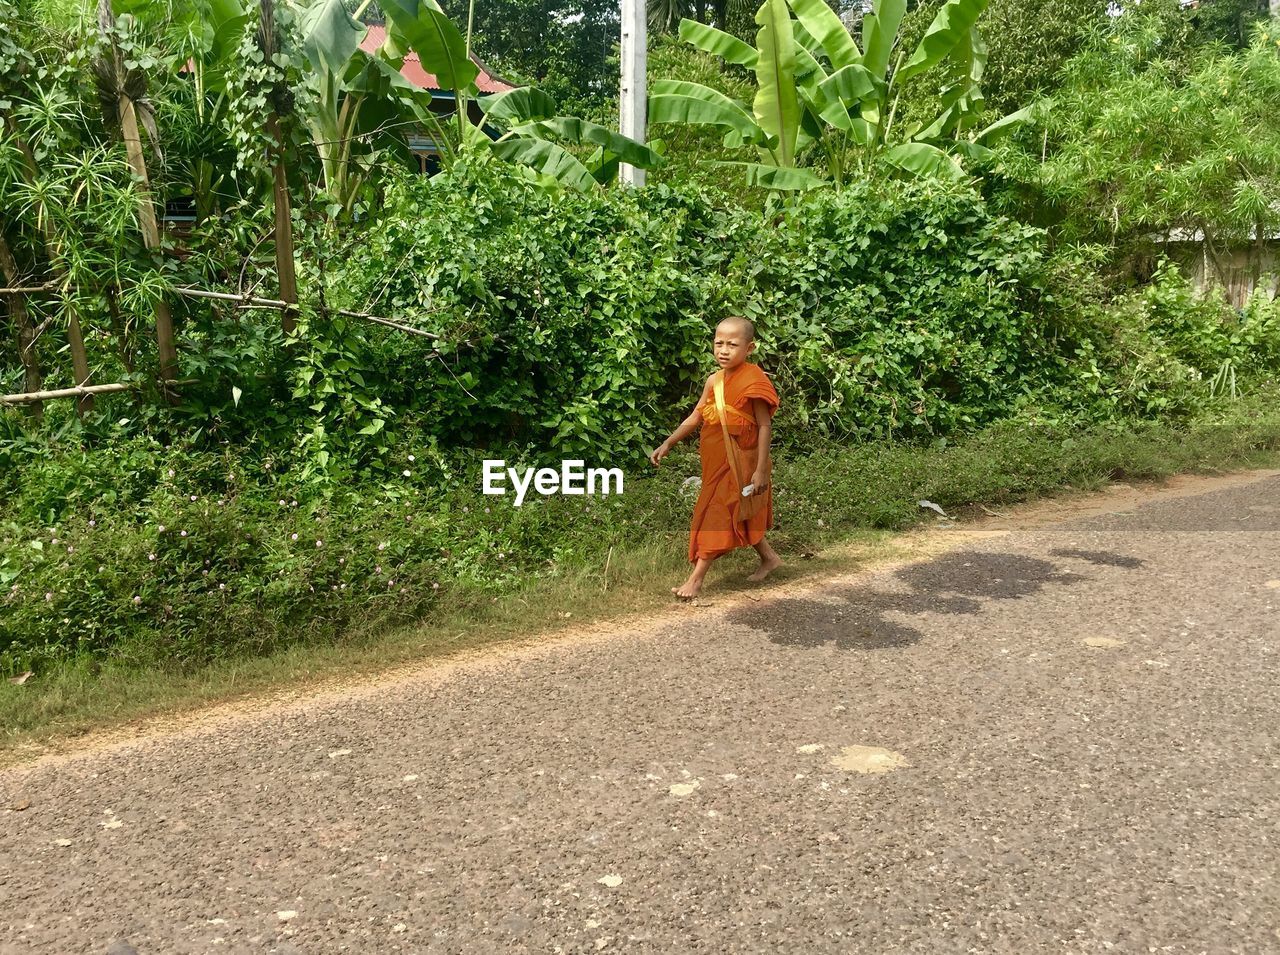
[749,468,769,494]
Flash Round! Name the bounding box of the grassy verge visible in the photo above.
[4,394,1280,758]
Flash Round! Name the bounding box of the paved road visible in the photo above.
[3,474,1279,954]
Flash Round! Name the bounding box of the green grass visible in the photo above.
[4,392,1280,760]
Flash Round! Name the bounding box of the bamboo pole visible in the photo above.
[2,382,132,404]
[1,378,197,406]
[66,310,93,413]
[1,282,442,340]
[99,0,179,387]
[258,0,299,334]
[0,284,55,294]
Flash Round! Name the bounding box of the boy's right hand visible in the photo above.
[649,442,671,467]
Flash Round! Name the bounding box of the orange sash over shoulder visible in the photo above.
[689,363,780,562]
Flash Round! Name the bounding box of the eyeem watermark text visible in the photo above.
[482,460,624,507]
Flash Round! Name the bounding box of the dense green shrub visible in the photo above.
[322,163,1280,452]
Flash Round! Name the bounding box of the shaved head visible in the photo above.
[716,316,756,342]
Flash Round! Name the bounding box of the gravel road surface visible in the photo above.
[2,472,1279,954]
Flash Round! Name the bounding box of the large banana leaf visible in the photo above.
[973,105,1031,144]
[818,63,878,108]
[649,80,767,146]
[882,142,964,179]
[301,0,365,77]
[805,62,877,131]
[489,138,596,191]
[896,0,992,85]
[753,0,801,167]
[793,44,828,96]
[785,0,860,69]
[526,117,662,168]
[791,20,823,55]
[861,0,905,83]
[719,161,826,189]
[951,140,995,163]
[478,87,557,124]
[914,27,987,141]
[380,0,479,92]
[204,0,248,62]
[678,18,758,68]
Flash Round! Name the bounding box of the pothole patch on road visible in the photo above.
[1082,637,1125,649]
[668,781,700,797]
[830,745,908,774]
[1264,579,1280,589]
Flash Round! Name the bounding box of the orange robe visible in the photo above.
[689,362,780,562]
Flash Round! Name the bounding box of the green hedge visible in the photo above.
[322,165,1280,458]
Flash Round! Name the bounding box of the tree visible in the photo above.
[994,4,1280,276]
[648,0,1029,188]
[436,0,621,111]
[895,0,1109,114]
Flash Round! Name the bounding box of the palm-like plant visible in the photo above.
[649,0,1030,188]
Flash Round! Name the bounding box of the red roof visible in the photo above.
[360,24,515,94]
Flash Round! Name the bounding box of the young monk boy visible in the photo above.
[649,316,782,599]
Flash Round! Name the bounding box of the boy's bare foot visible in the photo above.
[747,553,783,582]
[672,575,703,600]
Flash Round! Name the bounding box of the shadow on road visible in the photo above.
[728,550,1111,651]
[1048,547,1145,569]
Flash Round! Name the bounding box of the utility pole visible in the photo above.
[619,0,647,187]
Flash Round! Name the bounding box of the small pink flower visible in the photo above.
[432,582,439,590]
[66,546,74,554]
[219,583,226,591]
[45,592,54,601]
[378,543,388,551]
[375,565,382,574]
[132,595,142,605]
[88,520,96,528]
[149,553,156,561]
[316,540,323,548]
[278,499,286,506]
[158,525,166,533]
[291,533,299,541]
[338,558,345,565]
[408,454,416,462]
[180,530,188,538]
[403,470,412,478]
[190,495,198,502]
[51,538,59,545]
[167,469,175,477]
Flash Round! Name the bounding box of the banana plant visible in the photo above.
[649,0,1030,188]
[478,86,663,191]
[295,0,469,216]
